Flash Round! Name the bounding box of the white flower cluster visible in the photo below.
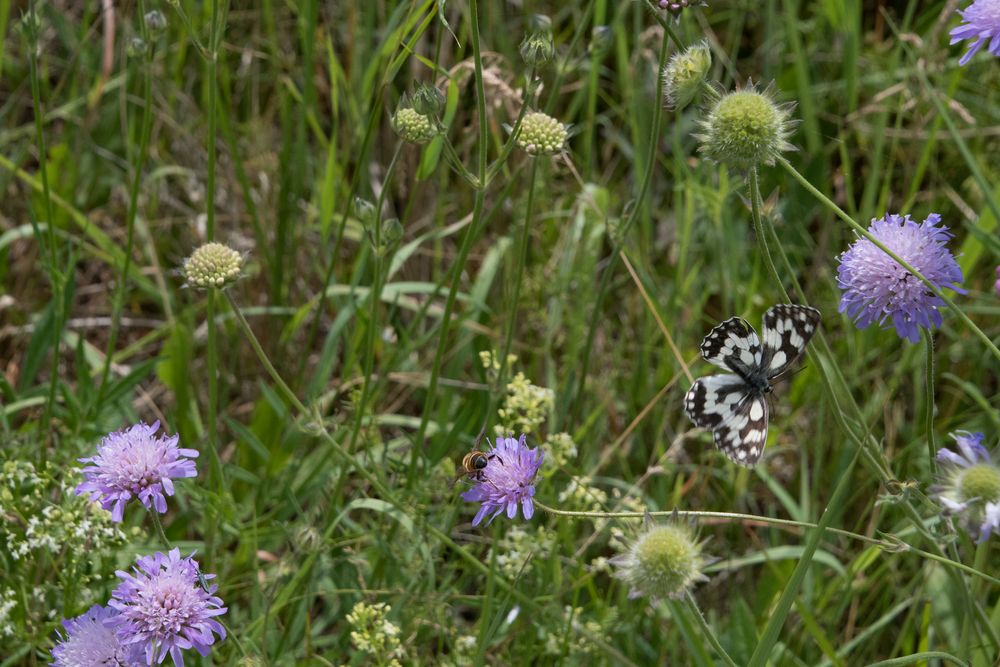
[539,605,613,658]
[497,372,554,436]
[346,601,405,667]
[0,588,16,638]
[543,432,578,470]
[1,461,126,562]
[488,524,557,578]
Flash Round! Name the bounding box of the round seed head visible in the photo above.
[662,41,711,109]
[611,518,709,601]
[516,112,568,156]
[183,242,243,289]
[392,107,437,144]
[696,83,795,169]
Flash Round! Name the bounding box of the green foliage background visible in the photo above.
[1,0,999,665]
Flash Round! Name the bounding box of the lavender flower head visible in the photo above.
[935,431,1000,543]
[108,549,227,666]
[462,434,543,526]
[51,605,143,667]
[76,421,198,522]
[836,213,965,343]
[950,0,1000,65]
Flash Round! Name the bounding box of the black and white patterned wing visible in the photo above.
[699,317,762,374]
[684,375,769,466]
[684,374,749,429]
[760,305,821,379]
[714,391,769,466]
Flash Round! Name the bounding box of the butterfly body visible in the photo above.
[684,304,821,467]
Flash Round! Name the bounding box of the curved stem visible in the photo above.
[779,157,1000,363]
[573,27,672,417]
[149,510,173,550]
[684,593,738,667]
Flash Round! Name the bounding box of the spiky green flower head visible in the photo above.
[662,41,711,109]
[392,107,437,145]
[183,242,242,289]
[610,513,709,601]
[517,112,568,156]
[696,82,796,170]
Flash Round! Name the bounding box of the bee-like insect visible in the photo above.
[460,450,493,482]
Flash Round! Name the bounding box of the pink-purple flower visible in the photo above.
[108,549,227,666]
[836,213,965,343]
[950,0,1000,65]
[50,605,143,667]
[462,434,543,526]
[935,431,1000,543]
[76,421,198,522]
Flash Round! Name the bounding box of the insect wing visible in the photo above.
[713,391,769,467]
[699,317,763,375]
[760,305,821,379]
[684,374,750,429]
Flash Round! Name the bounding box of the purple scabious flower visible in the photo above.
[950,0,1000,65]
[935,431,1000,543]
[76,421,199,522]
[836,213,965,343]
[108,549,227,666]
[461,434,543,526]
[51,605,144,667]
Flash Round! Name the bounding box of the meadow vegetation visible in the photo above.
[1,0,999,665]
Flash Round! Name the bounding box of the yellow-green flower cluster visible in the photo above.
[346,601,405,667]
[539,605,613,659]
[516,112,568,156]
[497,372,554,436]
[183,242,242,289]
[479,349,519,386]
[392,107,437,145]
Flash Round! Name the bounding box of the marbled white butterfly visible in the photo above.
[683,304,821,467]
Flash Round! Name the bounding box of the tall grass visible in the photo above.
[1,1,998,665]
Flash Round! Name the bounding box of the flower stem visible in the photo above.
[491,159,539,416]
[924,330,937,468]
[409,0,490,477]
[150,510,173,550]
[95,3,155,413]
[347,143,404,455]
[534,501,1000,587]
[778,157,1000,363]
[748,168,789,301]
[684,593,738,667]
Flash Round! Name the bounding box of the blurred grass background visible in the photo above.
[1,0,999,664]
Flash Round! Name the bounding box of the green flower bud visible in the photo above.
[411,84,445,117]
[696,83,795,170]
[516,112,568,156]
[127,37,148,58]
[611,515,709,602]
[529,14,552,33]
[662,41,711,109]
[183,242,242,289]
[392,107,437,145]
[145,10,167,36]
[520,31,555,68]
[353,197,377,227]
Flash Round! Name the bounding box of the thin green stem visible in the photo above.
[779,157,1000,363]
[924,330,936,468]
[573,26,671,419]
[95,4,154,412]
[748,168,788,300]
[409,0,490,476]
[534,502,1000,587]
[149,510,173,550]
[684,593,738,667]
[491,159,539,416]
[346,143,404,455]
[27,0,61,447]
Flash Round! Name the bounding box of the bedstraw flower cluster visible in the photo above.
[346,601,405,667]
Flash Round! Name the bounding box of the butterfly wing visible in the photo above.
[684,374,769,466]
[760,304,821,379]
[699,317,763,375]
